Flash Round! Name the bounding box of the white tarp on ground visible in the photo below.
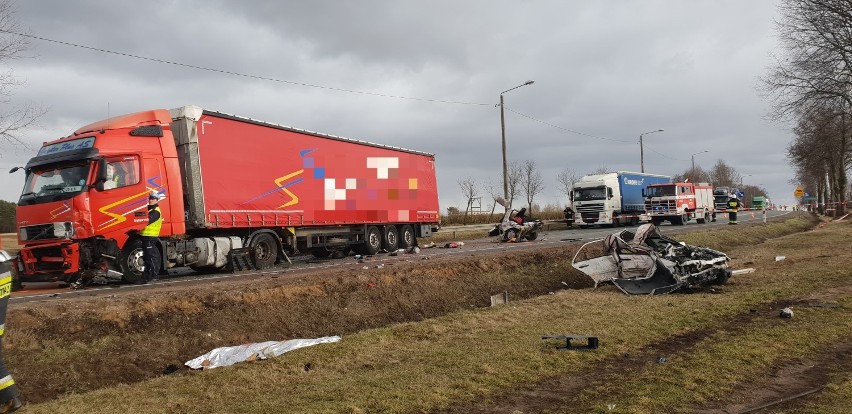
[185,336,341,370]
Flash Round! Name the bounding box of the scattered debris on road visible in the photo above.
[571,223,731,295]
[780,307,794,318]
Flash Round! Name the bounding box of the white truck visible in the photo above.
[572,171,672,227]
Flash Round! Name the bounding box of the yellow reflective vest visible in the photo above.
[140,206,162,237]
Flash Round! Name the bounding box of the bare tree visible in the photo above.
[674,166,711,184]
[556,167,577,205]
[0,1,44,151]
[708,159,741,188]
[519,160,545,215]
[591,164,609,174]
[506,160,522,209]
[457,177,479,224]
[482,179,502,221]
[763,0,852,215]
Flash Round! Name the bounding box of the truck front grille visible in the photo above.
[575,203,604,213]
[646,200,677,213]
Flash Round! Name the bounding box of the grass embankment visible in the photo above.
[23,216,852,413]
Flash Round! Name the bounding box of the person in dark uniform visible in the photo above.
[727,195,741,225]
[139,193,163,283]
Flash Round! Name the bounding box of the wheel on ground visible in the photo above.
[697,212,708,224]
[611,216,620,227]
[361,226,382,255]
[398,225,416,249]
[525,230,538,241]
[503,228,519,242]
[119,238,145,283]
[382,225,399,252]
[250,233,279,269]
[629,216,639,226]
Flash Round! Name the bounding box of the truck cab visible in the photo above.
[13,110,184,284]
[572,174,620,226]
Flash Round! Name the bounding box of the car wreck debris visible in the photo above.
[571,224,732,295]
[542,335,599,350]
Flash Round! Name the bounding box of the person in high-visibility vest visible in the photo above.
[139,192,163,284]
[0,250,22,412]
[727,195,741,225]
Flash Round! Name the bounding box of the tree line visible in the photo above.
[0,200,15,233]
[764,0,852,215]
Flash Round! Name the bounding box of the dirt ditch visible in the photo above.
[7,244,591,404]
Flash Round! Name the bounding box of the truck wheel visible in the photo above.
[119,238,145,284]
[382,225,399,252]
[697,212,709,224]
[398,225,416,249]
[362,226,382,255]
[250,233,278,269]
[629,216,639,226]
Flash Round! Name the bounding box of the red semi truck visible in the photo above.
[12,105,440,285]
[643,182,716,225]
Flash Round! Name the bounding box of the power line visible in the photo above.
[4,30,654,152]
[503,106,633,143]
[1,30,491,107]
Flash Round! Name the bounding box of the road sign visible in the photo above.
[794,186,804,197]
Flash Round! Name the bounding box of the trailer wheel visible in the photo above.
[398,225,416,249]
[250,233,278,269]
[119,238,145,283]
[382,225,399,252]
[503,228,519,242]
[362,226,382,255]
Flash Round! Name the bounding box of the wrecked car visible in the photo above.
[571,224,731,295]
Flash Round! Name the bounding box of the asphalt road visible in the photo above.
[9,209,798,304]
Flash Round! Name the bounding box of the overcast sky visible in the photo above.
[0,0,797,211]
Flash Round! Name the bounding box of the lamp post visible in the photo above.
[639,129,664,173]
[500,80,535,202]
[690,150,709,176]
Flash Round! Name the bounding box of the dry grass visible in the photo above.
[0,233,18,255]
[20,216,852,413]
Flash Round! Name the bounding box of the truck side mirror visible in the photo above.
[94,158,107,191]
[641,189,646,197]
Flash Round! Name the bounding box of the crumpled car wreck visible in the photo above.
[571,224,731,295]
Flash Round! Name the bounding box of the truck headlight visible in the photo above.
[18,228,26,242]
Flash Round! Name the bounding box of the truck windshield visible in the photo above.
[646,185,676,197]
[574,187,607,201]
[18,162,91,205]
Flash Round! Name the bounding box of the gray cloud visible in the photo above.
[0,0,797,212]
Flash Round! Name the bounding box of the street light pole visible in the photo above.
[500,80,534,203]
[690,150,709,177]
[639,129,664,173]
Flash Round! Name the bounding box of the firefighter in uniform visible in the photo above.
[0,250,21,412]
[727,194,741,225]
[140,192,163,283]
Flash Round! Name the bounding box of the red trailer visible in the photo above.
[13,105,440,285]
